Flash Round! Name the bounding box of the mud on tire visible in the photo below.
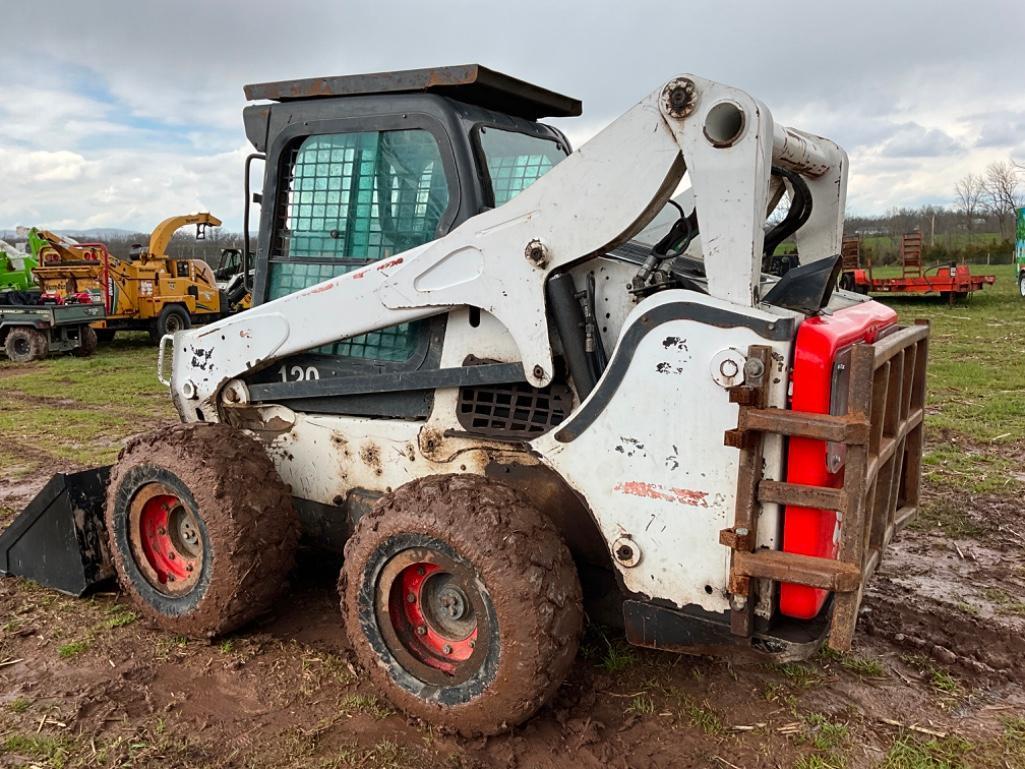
[71,326,97,357]
[4,327,48,362]
[339,474,584,736]
[106,422,298,637]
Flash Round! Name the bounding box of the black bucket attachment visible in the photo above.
[0,467,113,596]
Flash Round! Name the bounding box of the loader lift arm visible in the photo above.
[169,74,847,420]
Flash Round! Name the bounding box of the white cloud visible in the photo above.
[1,0,1024,228]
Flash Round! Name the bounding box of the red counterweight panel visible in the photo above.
[779,301,898,619]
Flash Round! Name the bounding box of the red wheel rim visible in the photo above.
[128,484,203,595]
[388,561,478,674]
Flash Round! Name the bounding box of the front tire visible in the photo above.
[4,327,48,362]
[339,474,584,736]
[1019,271,1025,298]
[105,423,298,637]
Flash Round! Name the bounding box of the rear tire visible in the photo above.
[4,327,48,362]
[339,474,584,736]
[149,304,191,343]
[105,423,298,637]
[71,326,97,357]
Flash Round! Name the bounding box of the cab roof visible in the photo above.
[243,64,581,121]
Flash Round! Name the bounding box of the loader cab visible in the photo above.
[241,65,579,417]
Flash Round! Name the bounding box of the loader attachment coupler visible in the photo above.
[0,467,113,596]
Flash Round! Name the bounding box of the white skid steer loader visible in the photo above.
[1,65,929,735]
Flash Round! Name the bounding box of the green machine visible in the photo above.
[1016,208,1025,298]
[0,239,37,292]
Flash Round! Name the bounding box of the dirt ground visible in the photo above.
[2,282,1025,768]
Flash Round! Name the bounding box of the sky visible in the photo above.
[1,0,1023,232]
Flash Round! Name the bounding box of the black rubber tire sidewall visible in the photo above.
[4,327,48,362]
[355,532,502,706]
[340,474,584,736]
[108,464,215,616]
[106,422,299,637]
[157,305,191,338]
[1019,272,1025,298]
[72,326,97,357]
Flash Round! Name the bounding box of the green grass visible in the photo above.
[881,270,1025,443]
[0,335,174,470]
[880,733,976,769]
[929,669,959,693]
[1,734,71,766]
[793,712,851,769]
[625,693,656,717]
[7,697,31,713]
[57,639,90,659]
[338,693,395,719]
[839,654,886,678]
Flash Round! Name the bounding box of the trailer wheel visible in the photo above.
[4,327,48,362]
[150,304,191,343]
[71,326,97,357]
[339,474,583,736]
[1018,272,1025,298]
[105,422,298,637]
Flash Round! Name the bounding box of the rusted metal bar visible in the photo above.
[872,323,929,366]
[739,409,869,444]
[733,550,862,592]
[724,345,773,638]
[827,342,875,651]
[758,480,846,511]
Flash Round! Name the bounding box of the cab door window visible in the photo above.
[268,129,451,361]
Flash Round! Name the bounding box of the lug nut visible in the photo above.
[416,625,427,636]
[407,592,416,603]
[417,566,426,576]
[442,644,453,655]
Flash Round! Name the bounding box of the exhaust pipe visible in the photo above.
[0,467,113,596]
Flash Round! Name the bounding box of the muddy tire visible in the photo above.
[105,422,298,637]
[71,326,97,357]
[149,304,191,343]
[339,474,583,736]
[4,327,48,362]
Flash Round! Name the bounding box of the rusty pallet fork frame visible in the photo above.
[721,320,929,650]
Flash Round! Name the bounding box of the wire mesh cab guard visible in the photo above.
[720,320,930,650]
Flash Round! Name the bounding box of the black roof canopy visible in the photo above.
[243,64,581,120]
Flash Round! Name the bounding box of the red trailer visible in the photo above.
[840,232,996,302]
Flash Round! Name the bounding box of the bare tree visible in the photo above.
[982,160,1022,239]
[954,173,985,243]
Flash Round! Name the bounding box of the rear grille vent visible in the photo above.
[457,381,573,438]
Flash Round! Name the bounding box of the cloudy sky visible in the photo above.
[2,0,1023,232]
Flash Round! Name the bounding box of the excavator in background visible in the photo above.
[30,214,231,341]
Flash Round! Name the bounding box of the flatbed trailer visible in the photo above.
[841,232,996,301]
[0,301,103,362]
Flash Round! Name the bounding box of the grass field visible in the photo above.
[1,270,1024,769]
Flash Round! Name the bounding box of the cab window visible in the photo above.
[478,127,567,207]
[268,129,450,362]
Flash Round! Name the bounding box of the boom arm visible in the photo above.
[148,213,223,258]
[168,74,847,419]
